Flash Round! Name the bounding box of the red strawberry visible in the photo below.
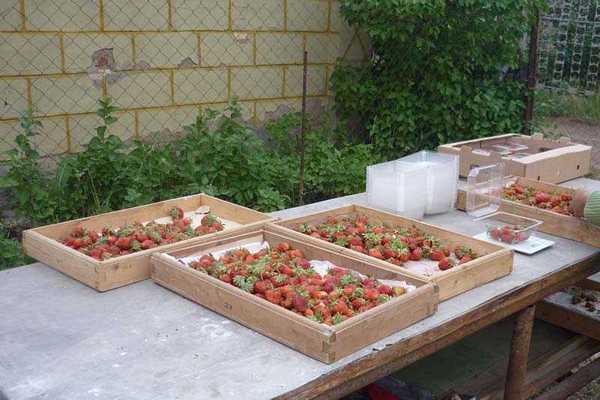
[277,242,291,252]
[89,248,103,260]
[430,249,444,261]
[368,248,384,259]
[364,288,379,301]
[280,265,294,275]
[334,300,351,316]
[264,289,282,305]
[409,248,422,261]
[438,258,454,271]
[293,295,308,312]
[88,230,99,242]
[254,280,273,294]
[141,239,155,250]
[535,192,551,204]
[115,237,131,250]
[378,284,393,295]
[351,298,367,309]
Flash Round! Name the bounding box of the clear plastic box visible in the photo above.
[479,211,542,244]
[399,151,459,214]
[366,160,428,219]
[466,163,544,246]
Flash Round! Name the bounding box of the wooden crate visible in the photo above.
[438,133,591,183]
[537,278,600,342]
[456,177,600,248]
[23,194,273,292]
[275,205,513,301]
[151,225,438,363]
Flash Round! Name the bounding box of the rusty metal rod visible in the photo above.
[523,7,540,134]
[298,50,308,205]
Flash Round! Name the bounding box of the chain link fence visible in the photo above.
[538,0,600,93]
[0,0,368,167]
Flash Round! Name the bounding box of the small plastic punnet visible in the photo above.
[466,163,543,246]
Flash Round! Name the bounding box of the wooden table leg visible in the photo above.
[504,305,536,400]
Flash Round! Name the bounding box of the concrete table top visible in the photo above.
[2,178,600,400]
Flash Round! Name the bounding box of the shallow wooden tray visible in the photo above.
[23,194,272,291]
[537,278,600,342]
[151,225,438,364]
[275,205,513,301]
[456,177,600,248]
[438,133,591,183]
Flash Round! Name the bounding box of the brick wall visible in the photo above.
[0,0,368,159]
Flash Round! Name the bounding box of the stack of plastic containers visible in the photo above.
[366,151,459,219]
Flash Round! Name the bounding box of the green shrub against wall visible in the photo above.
[332,0,547,158]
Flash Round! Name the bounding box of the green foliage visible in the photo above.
[1,98,377,236]
[0,110,57,223]
[534,88,600,126]
[54,97,128,219]
[265,111,380,204]
[333,0,546,158]
[0,225,31,271]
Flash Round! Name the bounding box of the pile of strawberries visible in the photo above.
[488,225,529,244]
[62,207,224,260]
[189,242,407,325]
[295,215,477,271]
[503,183,573,216]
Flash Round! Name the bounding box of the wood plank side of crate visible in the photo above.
[22,194,273,291]
[331,283,438,361]
[536,300,600,342]
[275,204,513,300]
[151,228,437,363]
[22,229,101,289]
[151,253,336,363]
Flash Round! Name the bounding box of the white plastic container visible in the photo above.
[366,160,428,219]
[400,151,459,214]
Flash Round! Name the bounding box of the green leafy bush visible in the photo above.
[1,98,377,237]
[332,0,546,158]
[0,225,31,271]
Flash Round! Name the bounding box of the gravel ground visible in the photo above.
[541,118,600,400]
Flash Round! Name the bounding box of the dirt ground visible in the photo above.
[542,117,600,176]
[541,118,600,400]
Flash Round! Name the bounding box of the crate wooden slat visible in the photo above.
[537,280,600,342]
[438,133,591,183]
[274,205,513,301]
[456,177,600,248]
[23,194,273,292]
[151,225,438,363]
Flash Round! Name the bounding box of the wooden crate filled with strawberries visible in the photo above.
[151,225,438,363]
[457,177,600,247]
[438,133,591,183]
[22,194,272,291]
[276,205,513,301]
